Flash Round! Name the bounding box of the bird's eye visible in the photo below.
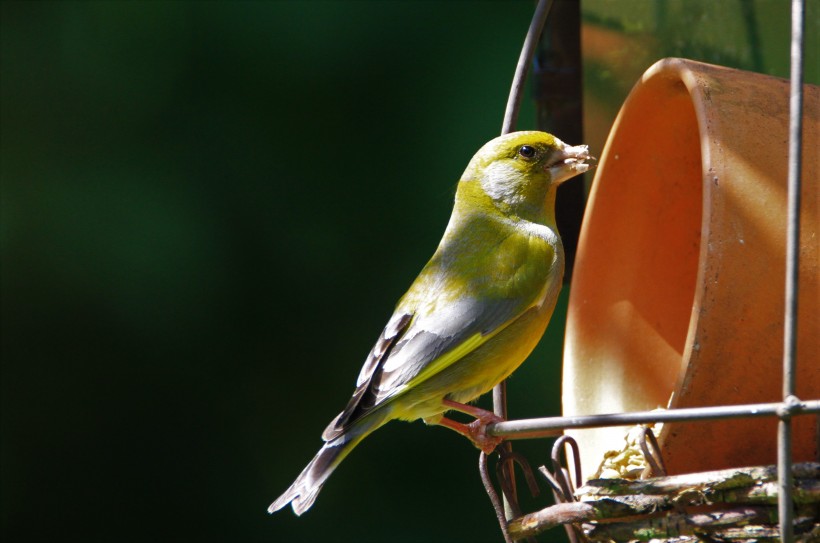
[518,145,536,159]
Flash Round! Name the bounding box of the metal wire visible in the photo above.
[479,452,514,543]
[486,399,820,439]
[540,437,584,543]
[500,0,555,135]
[779,1,806,541]
[638,427,667,478]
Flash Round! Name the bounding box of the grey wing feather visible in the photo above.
[371,296,522,398]
[321,312,413,441]
[322,295,522,440]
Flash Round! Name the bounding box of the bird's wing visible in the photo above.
[322,292,525,441]
[377,293,527,393]
[322,224,557,441]
[321,310,414,441]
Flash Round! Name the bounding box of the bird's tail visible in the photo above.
[267,413,382,515]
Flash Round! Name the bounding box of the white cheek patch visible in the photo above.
[480,161,524,206]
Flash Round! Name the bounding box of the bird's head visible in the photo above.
[460,131,593,219]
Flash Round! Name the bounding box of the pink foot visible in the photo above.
[436,400,505,454]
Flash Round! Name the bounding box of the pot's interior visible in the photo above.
[562,72,703,479]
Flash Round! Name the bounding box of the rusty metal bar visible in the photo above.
[487,399,820,440]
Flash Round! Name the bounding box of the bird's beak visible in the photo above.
[546,142,596,185]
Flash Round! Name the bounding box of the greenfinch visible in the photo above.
[269,131,592,515]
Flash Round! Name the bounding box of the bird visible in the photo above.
[269,130,593,516]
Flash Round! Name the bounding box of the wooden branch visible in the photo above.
[507,502,593,538]
[586,513,820,542]
[584,507,773,541]
[578,462,819,497]
[506,463,820,541]
[714,478,820,505]
[508,496,669,539]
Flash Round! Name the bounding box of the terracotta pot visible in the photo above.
[563,58,819,479]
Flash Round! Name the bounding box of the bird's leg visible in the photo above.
[435,399,505,454]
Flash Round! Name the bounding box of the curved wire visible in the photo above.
[500,0,555,135]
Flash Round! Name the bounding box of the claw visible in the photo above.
[464,415,504,454]
[435,400,505,454]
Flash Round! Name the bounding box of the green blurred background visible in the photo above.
[1,1,817,542]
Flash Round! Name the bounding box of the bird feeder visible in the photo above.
[563,58,819,479]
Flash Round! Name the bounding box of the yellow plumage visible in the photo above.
[269,131,593,515]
